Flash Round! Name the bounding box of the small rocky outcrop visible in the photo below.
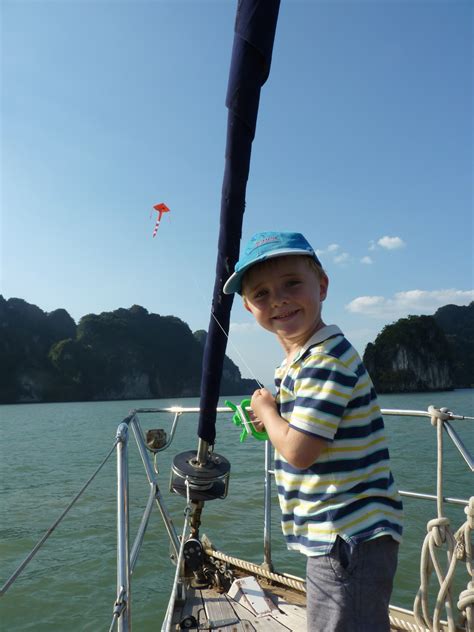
[363,309,472,393]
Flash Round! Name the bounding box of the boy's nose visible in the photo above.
[271,289,288,307]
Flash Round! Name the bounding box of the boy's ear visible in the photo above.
[320,273,329,301]
[243,298,252,313]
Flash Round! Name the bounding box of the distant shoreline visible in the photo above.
[2,387,472,407]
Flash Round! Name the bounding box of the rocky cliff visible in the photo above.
[2,296,472,401]
[363,303,473,393]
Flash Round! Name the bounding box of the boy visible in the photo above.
[224,231,403,632]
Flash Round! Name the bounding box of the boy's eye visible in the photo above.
[253,289,268,299]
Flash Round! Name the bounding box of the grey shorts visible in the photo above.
[306,535,399,632]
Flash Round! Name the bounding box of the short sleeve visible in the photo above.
[288,352,358,441]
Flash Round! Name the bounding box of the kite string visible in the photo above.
[149,201,263,390]
[189,273,264,390]
[209,308,264,390]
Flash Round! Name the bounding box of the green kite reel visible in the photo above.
[225,398,269,443]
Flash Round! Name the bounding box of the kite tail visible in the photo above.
[152,212,163,238]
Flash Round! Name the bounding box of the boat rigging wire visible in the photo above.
[0,440,119,597]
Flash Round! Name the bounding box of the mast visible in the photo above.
[197,0,281,451]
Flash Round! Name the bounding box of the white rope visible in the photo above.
[456,497,474,631]
[389,612,430,631]
[413,407,473,632]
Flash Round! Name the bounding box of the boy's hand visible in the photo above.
[248,409,265,433]
[251,388,326,469]
[250,388,277,425]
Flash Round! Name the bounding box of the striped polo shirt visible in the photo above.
[274,324,403,557]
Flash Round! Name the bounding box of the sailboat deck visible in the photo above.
[171,576,462,631]
[173,583,307,631]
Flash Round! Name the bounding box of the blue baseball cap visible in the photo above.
[223,231,322,295]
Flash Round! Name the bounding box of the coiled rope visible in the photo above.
[413,406,473,632]
[456,497,474,632]
[389,612,432,631]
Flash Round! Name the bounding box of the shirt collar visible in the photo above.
[292,324,343,364]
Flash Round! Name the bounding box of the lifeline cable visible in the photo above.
[0,440,118,597]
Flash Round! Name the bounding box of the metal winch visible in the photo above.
[170,445,230,502]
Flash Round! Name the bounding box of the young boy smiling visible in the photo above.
[224,231,403,632]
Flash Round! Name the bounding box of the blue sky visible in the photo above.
[1,0,472,387]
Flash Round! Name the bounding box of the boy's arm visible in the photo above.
[251,388,326,469]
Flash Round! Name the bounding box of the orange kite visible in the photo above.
[152,203,171,237]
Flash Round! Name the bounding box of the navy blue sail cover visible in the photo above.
[198,0,280,443]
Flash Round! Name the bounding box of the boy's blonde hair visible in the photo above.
[241,254,327,297]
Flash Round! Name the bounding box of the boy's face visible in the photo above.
[242,256,328,350]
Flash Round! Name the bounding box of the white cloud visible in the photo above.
[347,296,386,315]
[345,289,474,319]
[378,236,406,250]
[316,243,340,258]
[333,252,350,264]
[316,244,353,266]
[368,236,406,251]
[317,237,404,267]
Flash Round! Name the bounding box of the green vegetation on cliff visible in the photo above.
[1,296,472,402]
[0,296,254,403]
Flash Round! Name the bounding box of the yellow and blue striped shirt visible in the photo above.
[274,325,403,556]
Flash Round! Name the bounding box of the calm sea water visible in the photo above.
[1,390,472,631]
